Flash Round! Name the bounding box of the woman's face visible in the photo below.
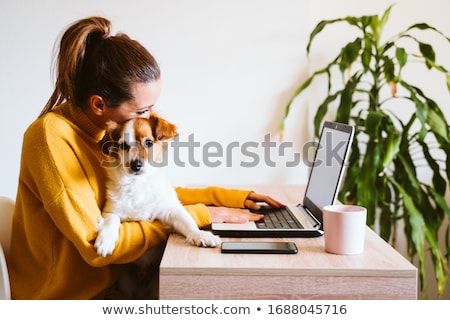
[102,79,162,125]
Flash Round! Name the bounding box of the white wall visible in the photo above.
[1,0,449,298]
[0,0,313,197]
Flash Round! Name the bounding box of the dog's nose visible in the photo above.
[130,159,144,173]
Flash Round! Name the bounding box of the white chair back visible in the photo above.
[0,196,14,257]
[0,244,10,299]
[0,196,14,300]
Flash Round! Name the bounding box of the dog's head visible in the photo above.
[99,114,178,175]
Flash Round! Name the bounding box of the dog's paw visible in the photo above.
[186,230,221,248]
[96,215,105,231]
[94,225,119,257]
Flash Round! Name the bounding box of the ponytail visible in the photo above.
[40,17,160,117]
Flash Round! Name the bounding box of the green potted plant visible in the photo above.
[280,5,450,297]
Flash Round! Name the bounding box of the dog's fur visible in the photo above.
[94,115,220,259]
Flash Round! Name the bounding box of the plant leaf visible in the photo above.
[406,23,450,44]
[395,47,407,68]
[339,39,362,73]
[383,130,401,168]
[307,18,347,54]
[389,178,428,292]
[419,42,436,69]
[313,95,340,136]
[279,64,333,133]
[383,56,395,82]
[336,75,360,124]
[362,38,372,70]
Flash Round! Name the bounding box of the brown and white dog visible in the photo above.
[94,114,220,258]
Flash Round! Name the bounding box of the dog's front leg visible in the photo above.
[167,207,221,248]
[94,213,121,257]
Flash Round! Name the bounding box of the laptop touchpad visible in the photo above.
[211,222,257,230]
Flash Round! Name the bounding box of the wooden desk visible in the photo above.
[159,185,417,299]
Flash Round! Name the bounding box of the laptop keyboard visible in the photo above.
[255,207,304,230]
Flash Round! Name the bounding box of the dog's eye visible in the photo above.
[119,142,130,150]
[144,139,154,148]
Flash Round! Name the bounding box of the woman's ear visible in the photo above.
[89,95,106,116]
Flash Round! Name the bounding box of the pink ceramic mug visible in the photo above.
[322,205,367,255]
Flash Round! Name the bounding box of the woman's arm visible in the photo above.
[176,186,285,224]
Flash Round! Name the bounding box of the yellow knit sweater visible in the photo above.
[9,103,250,299]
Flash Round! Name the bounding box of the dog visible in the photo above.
[94,114,221,258]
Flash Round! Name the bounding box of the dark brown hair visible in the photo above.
[40,16,160,116]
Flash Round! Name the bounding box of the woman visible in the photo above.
[9,16,283,299]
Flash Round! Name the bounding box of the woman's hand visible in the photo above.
[209,192,285,224]
[208,207,264,223]
[243,191,285,211]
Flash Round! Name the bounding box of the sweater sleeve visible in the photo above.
[175,186,252,208]
[183,204,212,228]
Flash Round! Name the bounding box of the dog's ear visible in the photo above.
[99,120,120,155]
[149,114,178,140]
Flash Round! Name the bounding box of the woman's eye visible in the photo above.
[135,109,149,116]
[145,139,154,148]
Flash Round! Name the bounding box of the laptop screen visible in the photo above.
[303,121,354,224]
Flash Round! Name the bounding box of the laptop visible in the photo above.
[211,121,354,238]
